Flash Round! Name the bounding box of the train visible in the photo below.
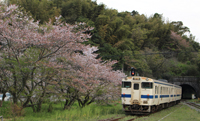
[121,68,182,114]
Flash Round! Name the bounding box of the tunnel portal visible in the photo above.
[180,84,196,99]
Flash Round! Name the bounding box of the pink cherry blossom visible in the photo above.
[0,4,125,109]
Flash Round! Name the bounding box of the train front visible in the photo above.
[121,68,152,114]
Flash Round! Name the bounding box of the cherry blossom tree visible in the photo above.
[54,46,125,108]
[0,4,125,112]
[0,4,91,105]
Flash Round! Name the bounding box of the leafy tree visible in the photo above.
[0,4,91,106]
[171,21,190,36]
[61,0,105,24]
[8,0,61,24]
[132,51,152,77]
[131,10,139,16]
[5,0,200,89]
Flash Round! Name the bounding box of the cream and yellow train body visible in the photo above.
[121,76,182,114]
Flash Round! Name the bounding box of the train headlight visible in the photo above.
[133,77,140,80]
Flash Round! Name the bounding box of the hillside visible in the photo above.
[8,0,200,79]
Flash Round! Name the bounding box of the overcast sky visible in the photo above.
[95,0,200,43]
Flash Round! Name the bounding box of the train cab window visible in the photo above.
[134,84,139,90]
[142,82,153,89]
[122,82,131,88]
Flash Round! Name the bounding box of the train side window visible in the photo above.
[141,82,153,89]
[163,87,165,94]
[155,86,157,94]
[164,87,166,94]
[134,84,139,90]
[167,88,168,94]
[166,88,167,94]
[157,87,159,94]
[160,87,162,94]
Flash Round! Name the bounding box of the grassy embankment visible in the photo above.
[188,98,200,104]
[0,100,125,121]
[133,104,200,121]
[1,99,200,121]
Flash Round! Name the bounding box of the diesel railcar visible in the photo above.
[121,76,182,114]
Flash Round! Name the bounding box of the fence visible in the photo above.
[0,116,3,121]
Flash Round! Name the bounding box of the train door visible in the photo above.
[132,83,140,102]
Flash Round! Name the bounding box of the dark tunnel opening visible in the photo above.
[180,84,197,99]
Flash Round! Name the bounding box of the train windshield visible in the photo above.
[122,82,131,88]
[142,82,153,89]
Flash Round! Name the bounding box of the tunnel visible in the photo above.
[180,84,197,99]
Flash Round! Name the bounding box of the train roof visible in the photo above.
[158,79,168,83]
[122,76,181,88]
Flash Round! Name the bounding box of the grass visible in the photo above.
[1,100,200,121]
[0,100,126,121]
[0,101,13,118]
[132,104,200,121]
[188,98,200,104]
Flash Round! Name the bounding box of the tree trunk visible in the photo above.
[36,99,42,112]
[0,100,2,107]
[13,93,18,104]
[30,99,36,112]
[63,98,76,110]
[2,92,6,101]
[23,95,32,108]
[64,100,69,110]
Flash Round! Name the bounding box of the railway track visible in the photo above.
[98,116,140,121]
[98,114,149,121]
[98,116,126,121]
[185,102,200,112]
[99,102,188,121]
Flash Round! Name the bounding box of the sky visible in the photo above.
[94,0,200,43]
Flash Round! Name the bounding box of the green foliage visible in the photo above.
[171,21,190,36]
[1,101,124,121]
[190,39,200,51]
[0,102,24,118]
[61,0,104,24]
[132,51,152,77]
[8,0,60,24]
[0,101,12,118]
[77,16,95,27]
[7,0,200,78]
[165,59,199,77]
